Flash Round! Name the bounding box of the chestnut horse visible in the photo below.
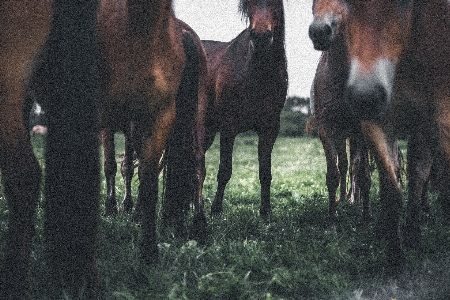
[0,1,101,298]
[101,18,208,225]
[202,0,288,219]
[97,0,208,260]
[343,0,450,269]
[309,0,371,226]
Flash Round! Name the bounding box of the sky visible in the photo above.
[173,0,321,98]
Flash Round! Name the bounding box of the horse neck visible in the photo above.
[407,0,450,78]
[326,32,349,78]
[128,0,173,36]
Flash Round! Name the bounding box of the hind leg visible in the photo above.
[336,138,348,203]
[211,130,236,216]
[190,102,208,243]
[0,115,41,299]
[102,129,118,216]
[122,124,135,213]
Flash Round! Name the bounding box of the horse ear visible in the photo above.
[238,0,249,19]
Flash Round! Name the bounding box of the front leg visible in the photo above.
[211,131,236,216]
[258,123,280,220]
[404,131,433,249]
[318,126,340,226]
[361,121,404,270]
[136,107,175,264]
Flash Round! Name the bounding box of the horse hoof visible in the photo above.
[132,209,142,223]
[191,213,208,245]
[403,225,421,249]
[385,247,405,275]
[210,204,223,217]
[140,245,158,265]
[259,207,272,221]
[103,206,118,217]
[104,195,118,217]
[122,196,133,213]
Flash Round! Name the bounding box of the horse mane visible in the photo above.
[238,0,286,38]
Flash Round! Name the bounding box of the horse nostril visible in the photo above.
[323,24,332,37]
[264,30,273,40]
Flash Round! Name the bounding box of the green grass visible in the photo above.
[1,134,450,299]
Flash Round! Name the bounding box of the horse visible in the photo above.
[309,0,372,226]
[97,0,208,261]
[201,0,288,219]
[342,0,450,269]
[0,1,101,298]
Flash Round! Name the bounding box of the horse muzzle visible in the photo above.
[250,29,274,52]
[308,16,336,51]
[345,59,396,120]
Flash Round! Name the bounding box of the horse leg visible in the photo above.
[122,124,135,213]
[0,116,41,299]
[43,1,101,296]
[351,130,373,222]
[191,95,208,244]
[349,137,360,204]
[211,131,236,216]
[404,131,433,249]
[435,92,450,224]
[136,106,175,264]
[102,129,118,216]
[258,128,278,219]
[318,126,340,226]
[359,138,372,222]
[362,121,404,271]
[136,156,159,264]
[336,137,348,202]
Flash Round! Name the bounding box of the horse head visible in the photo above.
[343,0,414,119]
[240,0,284,53]
[309,0,349,51]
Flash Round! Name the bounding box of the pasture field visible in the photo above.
[1,134,450,299]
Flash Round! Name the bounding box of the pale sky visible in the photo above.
[173,0,321,98]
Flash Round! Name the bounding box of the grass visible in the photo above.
[1,134,450,299]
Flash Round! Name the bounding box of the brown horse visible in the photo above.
[0,0,101,298]
[202,0,288,219]
[342,0,450,269]
[309,0,372,226]
[97,0,208,261]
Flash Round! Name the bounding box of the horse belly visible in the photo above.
[0,1,52,96]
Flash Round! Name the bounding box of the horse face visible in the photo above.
[343,0,414,119]
[245,0,282,52]
[309,0,349,51]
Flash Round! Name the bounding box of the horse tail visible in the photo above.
[161,30,200,230]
